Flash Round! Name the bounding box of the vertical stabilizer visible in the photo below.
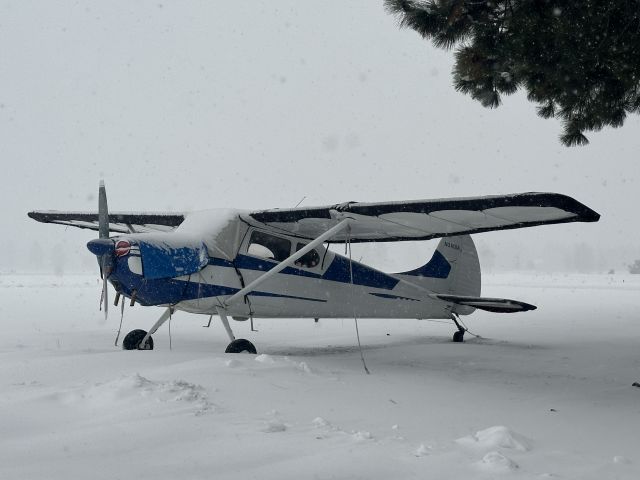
[396,234,481,302]
[436,235,481,297]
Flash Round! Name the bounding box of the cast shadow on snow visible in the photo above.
[23,327,548,359]
[261,334,549,358]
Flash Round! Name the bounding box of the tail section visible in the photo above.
[396,235,537,316]
[396,235,481,314]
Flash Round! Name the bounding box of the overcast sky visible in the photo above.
[1,1,638,274]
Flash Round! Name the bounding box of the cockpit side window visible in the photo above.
[295,243,320,268]
[247,231,292,262]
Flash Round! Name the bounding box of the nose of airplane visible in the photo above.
[87,238,115,256]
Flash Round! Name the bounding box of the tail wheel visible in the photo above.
[452,330,465,343]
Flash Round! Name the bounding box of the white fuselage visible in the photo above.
[110,216,456,321]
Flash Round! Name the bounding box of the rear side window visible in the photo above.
[247,231,291,262]
[295,243,320,268]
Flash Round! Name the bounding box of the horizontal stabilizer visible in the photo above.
[433,294,536,313]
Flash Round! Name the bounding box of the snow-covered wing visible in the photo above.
[246,193,599,243]
[27,211,185,234]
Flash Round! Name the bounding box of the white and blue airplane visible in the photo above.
[29,183,599,353]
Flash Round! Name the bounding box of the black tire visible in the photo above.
[225,338,257,354]
[122,329,154,350]
[452,330,465,343]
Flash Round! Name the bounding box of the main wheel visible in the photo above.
[225,338,257,354]
[122,329,154,350]
[452,330,465,343]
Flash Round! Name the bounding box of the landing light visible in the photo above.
[115,240,131,257]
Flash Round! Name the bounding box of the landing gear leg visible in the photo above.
[449,312,466,343]
[122,307,172,350]
[216,307,235,343]
[217,307,257,354]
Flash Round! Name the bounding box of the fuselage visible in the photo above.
[103,211,453,320]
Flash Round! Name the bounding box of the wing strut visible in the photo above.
[223,218,352,307]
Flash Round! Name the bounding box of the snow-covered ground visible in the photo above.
[1,273,639,479]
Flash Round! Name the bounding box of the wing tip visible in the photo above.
[581,209,600,222]
[540,192,600,223]
[27,211,45,222]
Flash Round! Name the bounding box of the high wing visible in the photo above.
[27,211,185,234]
[246,192,599,243]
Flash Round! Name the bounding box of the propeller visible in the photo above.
[98,181,109,320]
[87,181,114,321]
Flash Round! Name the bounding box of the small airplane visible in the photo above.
[28,183,599,353]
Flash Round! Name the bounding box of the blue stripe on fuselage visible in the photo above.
[398,250,451,279]
[322,255,399,290]
[234,254,322,279]
[248,291,326,303]
[109,256,326,306]
[208,257,235,268]
[110,271,325,306]
[233,254,398,290]
[109,250,400,307]
[369,293,420,302]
